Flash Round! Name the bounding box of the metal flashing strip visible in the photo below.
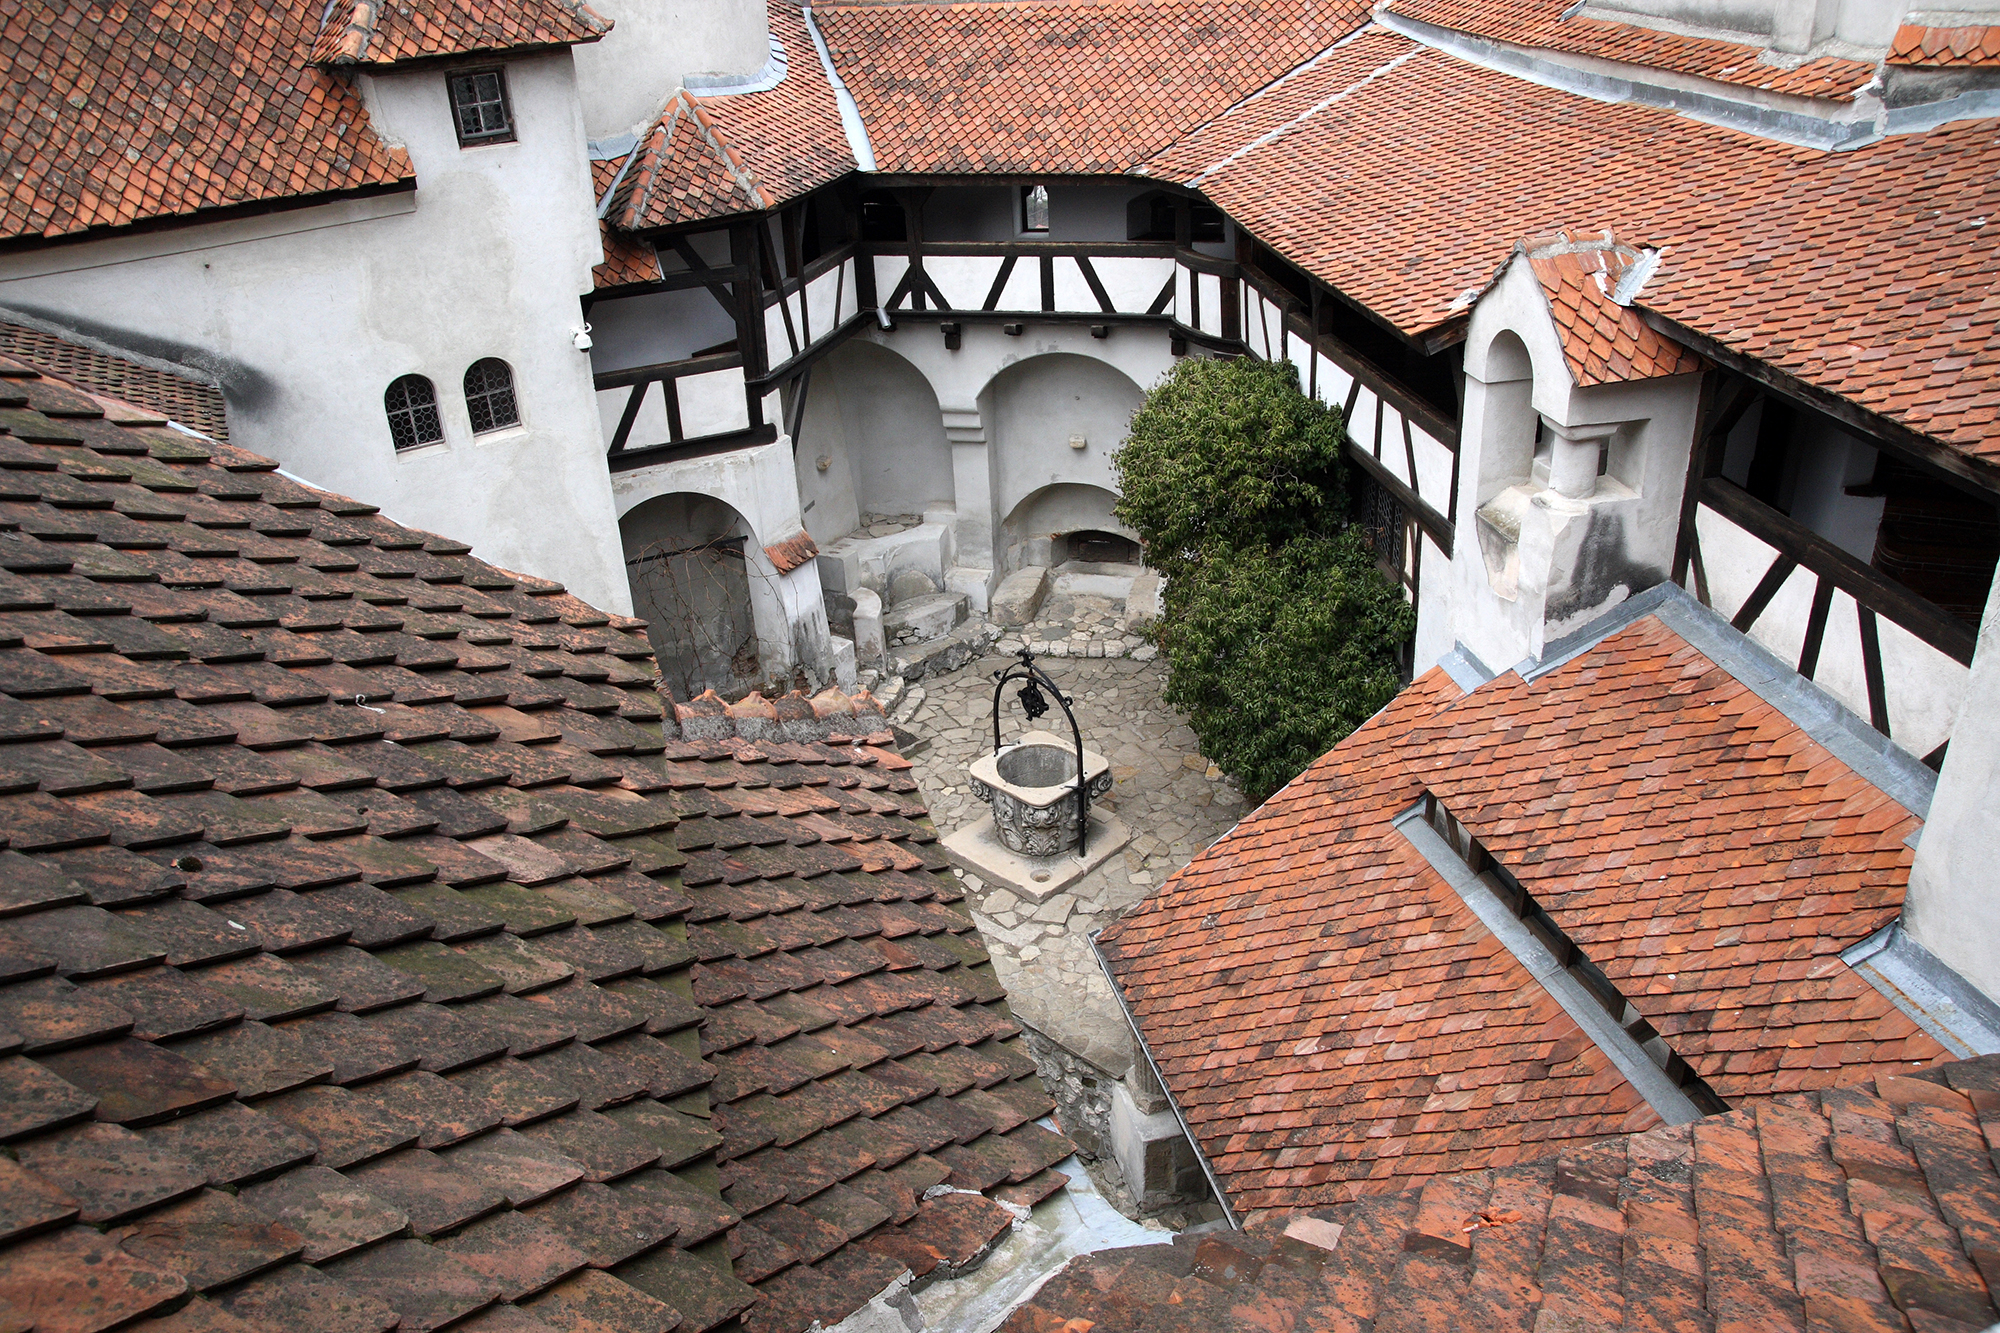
[588,131,640,161]
[1844,923,2000,1060]
[1376,10,1886,150]
[802,2,877,173]
[1437,643,1495,693]
[685,33,789,96]
[1088,929,1242,1230]
[1394,800,1713,1127]
[1523,583,1938,820]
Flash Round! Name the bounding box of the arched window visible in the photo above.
[385,375,443,450]
[464,358,520,434]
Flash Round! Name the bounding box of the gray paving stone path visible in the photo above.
[886,627,1245,1091]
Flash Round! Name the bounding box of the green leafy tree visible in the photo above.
[1112,356,1414,803]
[1159,534,1414,803]
[1113,356,1346,589]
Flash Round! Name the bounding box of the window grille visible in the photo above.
[449,69,514,145]
[385,375,443,450]
[464,358,520,434]
[1021,184,1050,233]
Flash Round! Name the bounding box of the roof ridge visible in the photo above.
[1136,22,1380,180]
[1181,30,1425,187]
[316,0,383,64]
[681,93,772,209]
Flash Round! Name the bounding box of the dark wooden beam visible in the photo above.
[592,350,745,391]
[1730,554,1799,633]
[1347,442,1453,554]
[1645,311,2000,501]
[607,422,780,473]
[1701,476,1977,665]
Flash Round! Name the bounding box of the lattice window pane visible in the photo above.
[464,358,519,434]
[385,375,443,450]
[449,70,512,144]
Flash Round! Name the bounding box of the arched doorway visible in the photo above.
[620,492,761,701]
[1001,482,1137,570]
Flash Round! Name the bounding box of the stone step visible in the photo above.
[884,590,969,647]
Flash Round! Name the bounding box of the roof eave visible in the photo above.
[1639,308,2000,497]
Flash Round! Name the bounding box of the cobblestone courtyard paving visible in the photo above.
[886,644,1246,1108]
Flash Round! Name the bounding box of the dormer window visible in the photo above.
[449,69,514,146]
[1021,184,1050,233]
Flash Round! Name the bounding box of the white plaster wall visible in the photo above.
[986,353,1144,522]
[821,341,953,519]
[1585,0,1902,49]
[792,371,863,546]
[572,0,769,139]
[1004,484,1125,538]
[1413,531,1455,673]
[1445,257,1699,667]
[1906,565,2000,1004]
[1693,503,1966,757]
[1777,418,1885,560]
[588,285,740,373]
[0,51,630,611]
[846,322,1177,577]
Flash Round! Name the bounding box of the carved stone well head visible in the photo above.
[966,729,1113,857]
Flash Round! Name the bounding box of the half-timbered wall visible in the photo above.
[1676,375,1983,763]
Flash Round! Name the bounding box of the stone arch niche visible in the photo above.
[982,353,1145,571]
[618,491,765,702]
[1001,483,1138,571]
[1469,328,1539,507]
[796,339,954,544]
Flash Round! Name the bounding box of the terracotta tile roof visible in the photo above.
[762,531,820,574]
[1145,33,2000,469]
[1521,233,1706,385]
[1,0,413,245]
[589,158,665,292]
[691,4,857,214]
[1095,613,1944,1219]
[310,0,610,65]
[812,0,1372,174]
[1383,0,1878,99]
[1005,1055,2000,1333]
[610,94,770,230]
[1889,22,2000,68]
[1094,670,1657,1218]
[606,4,855,231]
[1407,615,1938,1100]
[0,325,229,441]
[0,359,1073,1333]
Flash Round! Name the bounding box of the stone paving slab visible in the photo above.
[888,642,1244,1086]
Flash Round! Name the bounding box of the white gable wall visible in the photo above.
[0,50,630,612]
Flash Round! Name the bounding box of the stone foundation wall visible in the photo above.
[1020,1024,1118,1163]
[1019,1022,1214,1219]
